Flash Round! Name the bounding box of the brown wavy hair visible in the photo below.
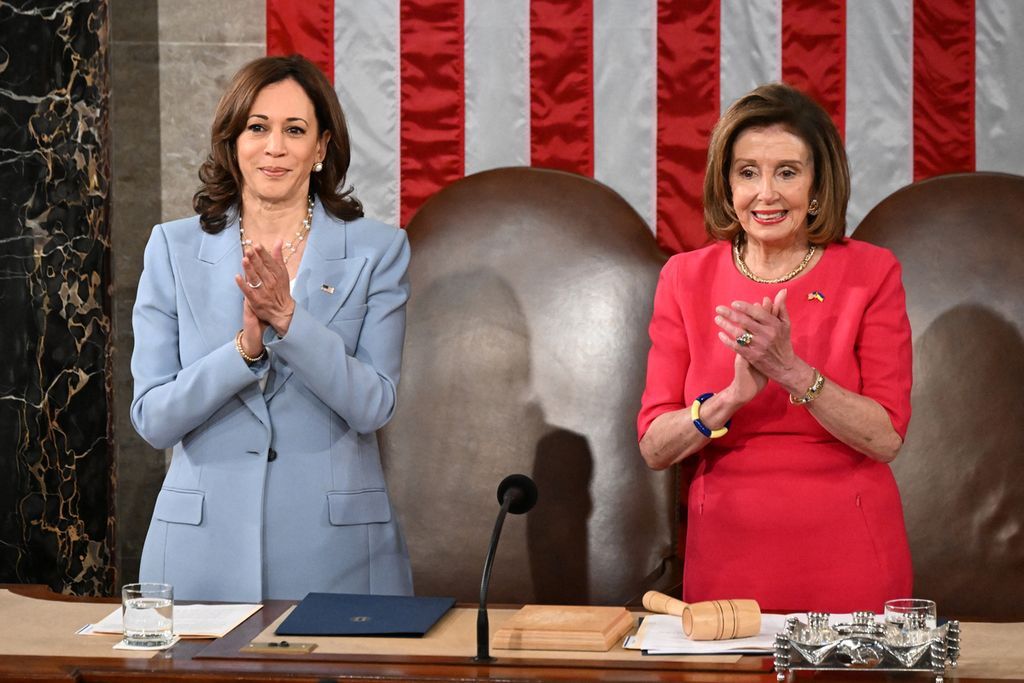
[193,54,363,233]
[703,82,850,245]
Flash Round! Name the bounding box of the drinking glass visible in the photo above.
[121,582,174,647]
[884,598,936,645]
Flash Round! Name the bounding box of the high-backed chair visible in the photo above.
[853,172,1024,619]
[380,167,677,605]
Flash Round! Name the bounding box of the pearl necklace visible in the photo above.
[239,196,314,265]
[733,236,816,284]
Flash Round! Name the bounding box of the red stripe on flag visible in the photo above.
[913,0,975,181]
[656,0,719,254]
[266,0,334,81]
[399,0,465,225]
[655,0,720,563]
[782,0,846,137]
[530,0,594,176]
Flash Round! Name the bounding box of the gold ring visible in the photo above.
[736,331,753,347]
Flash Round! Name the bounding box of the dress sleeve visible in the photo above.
[265,228,410,435]
[637,257,691,441]
[856,253,913,439]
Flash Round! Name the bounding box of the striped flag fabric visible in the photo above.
[267,0,1024,254]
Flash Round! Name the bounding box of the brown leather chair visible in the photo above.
[854,172,1024,620]
[380,167,678,605]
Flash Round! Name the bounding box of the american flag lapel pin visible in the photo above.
[321,284,335,294]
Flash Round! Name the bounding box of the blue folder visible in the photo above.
[275,592,456,637]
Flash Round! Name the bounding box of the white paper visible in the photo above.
[86,603,262,639]
[632,613,861,655]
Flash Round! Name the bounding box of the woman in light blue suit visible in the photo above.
[131,55,413,602]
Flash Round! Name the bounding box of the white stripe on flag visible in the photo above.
[465,0,530,175]
[594,0,657,231]
[720,0,781,113]
[334,0,400,226]
[845,0,913,230]
[313,0,1024,247]
[976,0,1024,175]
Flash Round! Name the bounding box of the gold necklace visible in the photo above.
[239,196,314,265]
[733,237,816,284]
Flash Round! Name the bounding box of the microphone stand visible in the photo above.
[474,488,519,662]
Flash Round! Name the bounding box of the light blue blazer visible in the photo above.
[131,199,413,602]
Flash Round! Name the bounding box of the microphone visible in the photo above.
[474,474,538,662]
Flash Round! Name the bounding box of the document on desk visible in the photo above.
[631,613,858,655]
[84,603,262,638]
[275,592,455,636]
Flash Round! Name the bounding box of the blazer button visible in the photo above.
[267,448,277,462]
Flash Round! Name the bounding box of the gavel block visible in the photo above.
[642,591,761,641]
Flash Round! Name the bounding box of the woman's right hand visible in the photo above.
[722,296,770,405]
[240,299,266,360]
[728,353,768,405]
[640,298,771,470]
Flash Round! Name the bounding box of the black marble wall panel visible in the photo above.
[0,0,114,595]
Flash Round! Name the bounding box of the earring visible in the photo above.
[808,198,820,216]
[313,161,324,173]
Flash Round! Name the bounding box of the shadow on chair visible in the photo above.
[854,172,1024,620]
[380,167,677,605]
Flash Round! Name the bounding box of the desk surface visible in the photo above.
[2,584,1021,683]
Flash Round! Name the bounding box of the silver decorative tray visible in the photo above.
[774,611,960,682]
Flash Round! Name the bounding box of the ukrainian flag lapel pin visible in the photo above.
[807,290,825,302]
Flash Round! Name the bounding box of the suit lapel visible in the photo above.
[191,222,244,346]
[264,201,367,402]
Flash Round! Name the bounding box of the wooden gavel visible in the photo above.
[642,591,762,641]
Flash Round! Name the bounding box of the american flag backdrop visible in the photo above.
[266,0,1024,254]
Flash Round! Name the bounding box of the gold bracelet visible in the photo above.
[235,330,267,365]
[789,368,825,405]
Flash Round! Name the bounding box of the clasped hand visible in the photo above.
[233,242,296,359]
[713,289,812,402]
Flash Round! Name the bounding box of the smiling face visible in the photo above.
[236,78,329,209]
[729,124,815,249]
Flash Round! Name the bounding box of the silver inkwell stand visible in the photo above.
[774,610,960,683]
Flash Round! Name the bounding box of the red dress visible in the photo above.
[638,239,913,613]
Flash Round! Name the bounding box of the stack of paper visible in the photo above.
[82,603,262,638]
[629,613,859,655]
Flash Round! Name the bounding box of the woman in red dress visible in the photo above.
[637,83,913,613]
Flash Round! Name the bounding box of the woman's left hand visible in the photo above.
[235,241,296,337]
[715,290,906,463]
[714,289,814,395]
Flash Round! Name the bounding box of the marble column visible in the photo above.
[109,0,163,589]
[108,0,263,586]
[0,1,115,594]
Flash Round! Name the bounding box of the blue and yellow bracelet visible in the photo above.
[691,392,731,439]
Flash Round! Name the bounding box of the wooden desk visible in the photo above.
[1,585,1021,683]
